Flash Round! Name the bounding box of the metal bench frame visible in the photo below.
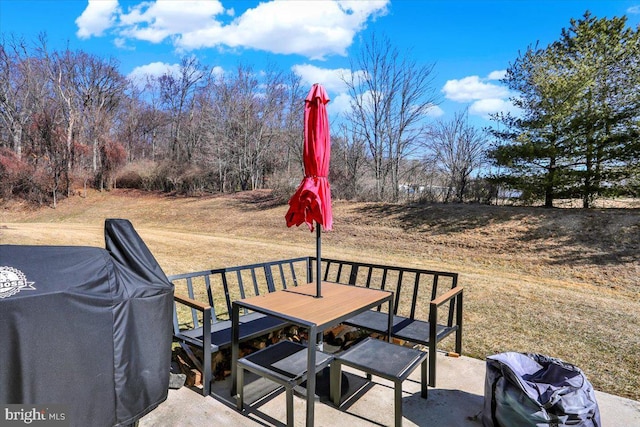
[169,257,311,395]
[170,256,463,395]
[316,257,463,388]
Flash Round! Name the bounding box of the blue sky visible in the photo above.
[1,0,639,128]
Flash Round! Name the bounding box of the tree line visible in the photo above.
[1,12,638,208]
[0,34,309,206]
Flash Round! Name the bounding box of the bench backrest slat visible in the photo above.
[265,263,275,291]
[169,257,311,333]
[394,270,404,315]
[313,257,460,326]
[186,277,199,328]
[204,274,216,319]
[410,273,420,319]
[274,263,284,290]
[220,269,233,315]
[447,274,458,326]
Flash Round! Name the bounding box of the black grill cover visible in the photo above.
[0,219,174,426]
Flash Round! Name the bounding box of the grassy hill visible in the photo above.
[2,189,639,400]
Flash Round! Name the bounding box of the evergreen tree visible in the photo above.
[489,12,640,207]
[559,13,640,207]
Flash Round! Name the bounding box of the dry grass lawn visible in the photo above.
[1,189,639,401]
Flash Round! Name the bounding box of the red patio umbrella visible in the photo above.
[285,83,333,298]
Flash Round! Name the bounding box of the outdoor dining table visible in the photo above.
[230,281,394,426]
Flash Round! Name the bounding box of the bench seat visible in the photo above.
[317,257,464,388]
[178,312,289,352]
[344,310,458,346]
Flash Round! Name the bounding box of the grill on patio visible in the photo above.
[0,219,174,427]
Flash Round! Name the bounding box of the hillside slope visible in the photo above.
[1,189,639,400]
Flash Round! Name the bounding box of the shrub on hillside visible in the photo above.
[267,173,298,204]
[0,148,51,205]
[0,148,23,198]
[116,160,218,195]
[115,160,164,191]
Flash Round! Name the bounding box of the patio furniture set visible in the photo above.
[169,256,463,426]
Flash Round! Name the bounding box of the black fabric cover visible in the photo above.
[0,219,174,426]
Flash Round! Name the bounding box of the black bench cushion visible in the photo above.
[179,312,289,350]
[344,310,457,345]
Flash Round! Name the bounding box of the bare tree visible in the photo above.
[425,109,487,202]
[28,102,68,207]
[115,81,165,163]
[203,63,297,192]
[40,40,87,196]
[0,35,48,159]
[73,51,127,177]
[280,71,305,177]
[247,64,287,190]
[157,56,206,163]
[343,32,440,201]
[331,121,367,200]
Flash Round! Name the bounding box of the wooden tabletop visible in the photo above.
[234,281,392,329]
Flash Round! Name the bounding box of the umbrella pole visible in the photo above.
[316,223,322,298]
[315,222,324,351]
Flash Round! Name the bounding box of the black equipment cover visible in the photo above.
[483,352,601,427]
[0,219,174,426]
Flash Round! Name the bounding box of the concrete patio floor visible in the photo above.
[139,352,640,426]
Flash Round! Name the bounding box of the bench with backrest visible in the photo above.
[169,257,312,395]
[315,257,463,388]
[170,256,463,395]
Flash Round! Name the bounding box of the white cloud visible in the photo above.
[114,37,130,50]
[76,0,389,60]
[425,104,445,118]
[179,0,389,59]
[76,0,119,39]
[627,5,640,14]
[210,65,224,80]
[328,92,352,116]
[118,0,226,44]
[441,71,517,121]
[127,61,181,86]
[442,74,510,102]
[487,70,506,80]
[291,64,352,94]
[469,98,520,119]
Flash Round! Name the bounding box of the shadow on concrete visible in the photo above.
[403,388,484,426]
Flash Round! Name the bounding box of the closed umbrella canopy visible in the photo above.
[285,83,332,298]
[285,83,333,232]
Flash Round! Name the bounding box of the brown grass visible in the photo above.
[1,189,639,400]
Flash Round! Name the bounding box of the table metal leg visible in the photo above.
[230,303,240,397]
[286,388,294,427]
[329,360,342,406]
[306,324,317,426]
[237,364,244,411]
[387,298,394,342]
[421,359,428,399]
[394,379,403,427]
